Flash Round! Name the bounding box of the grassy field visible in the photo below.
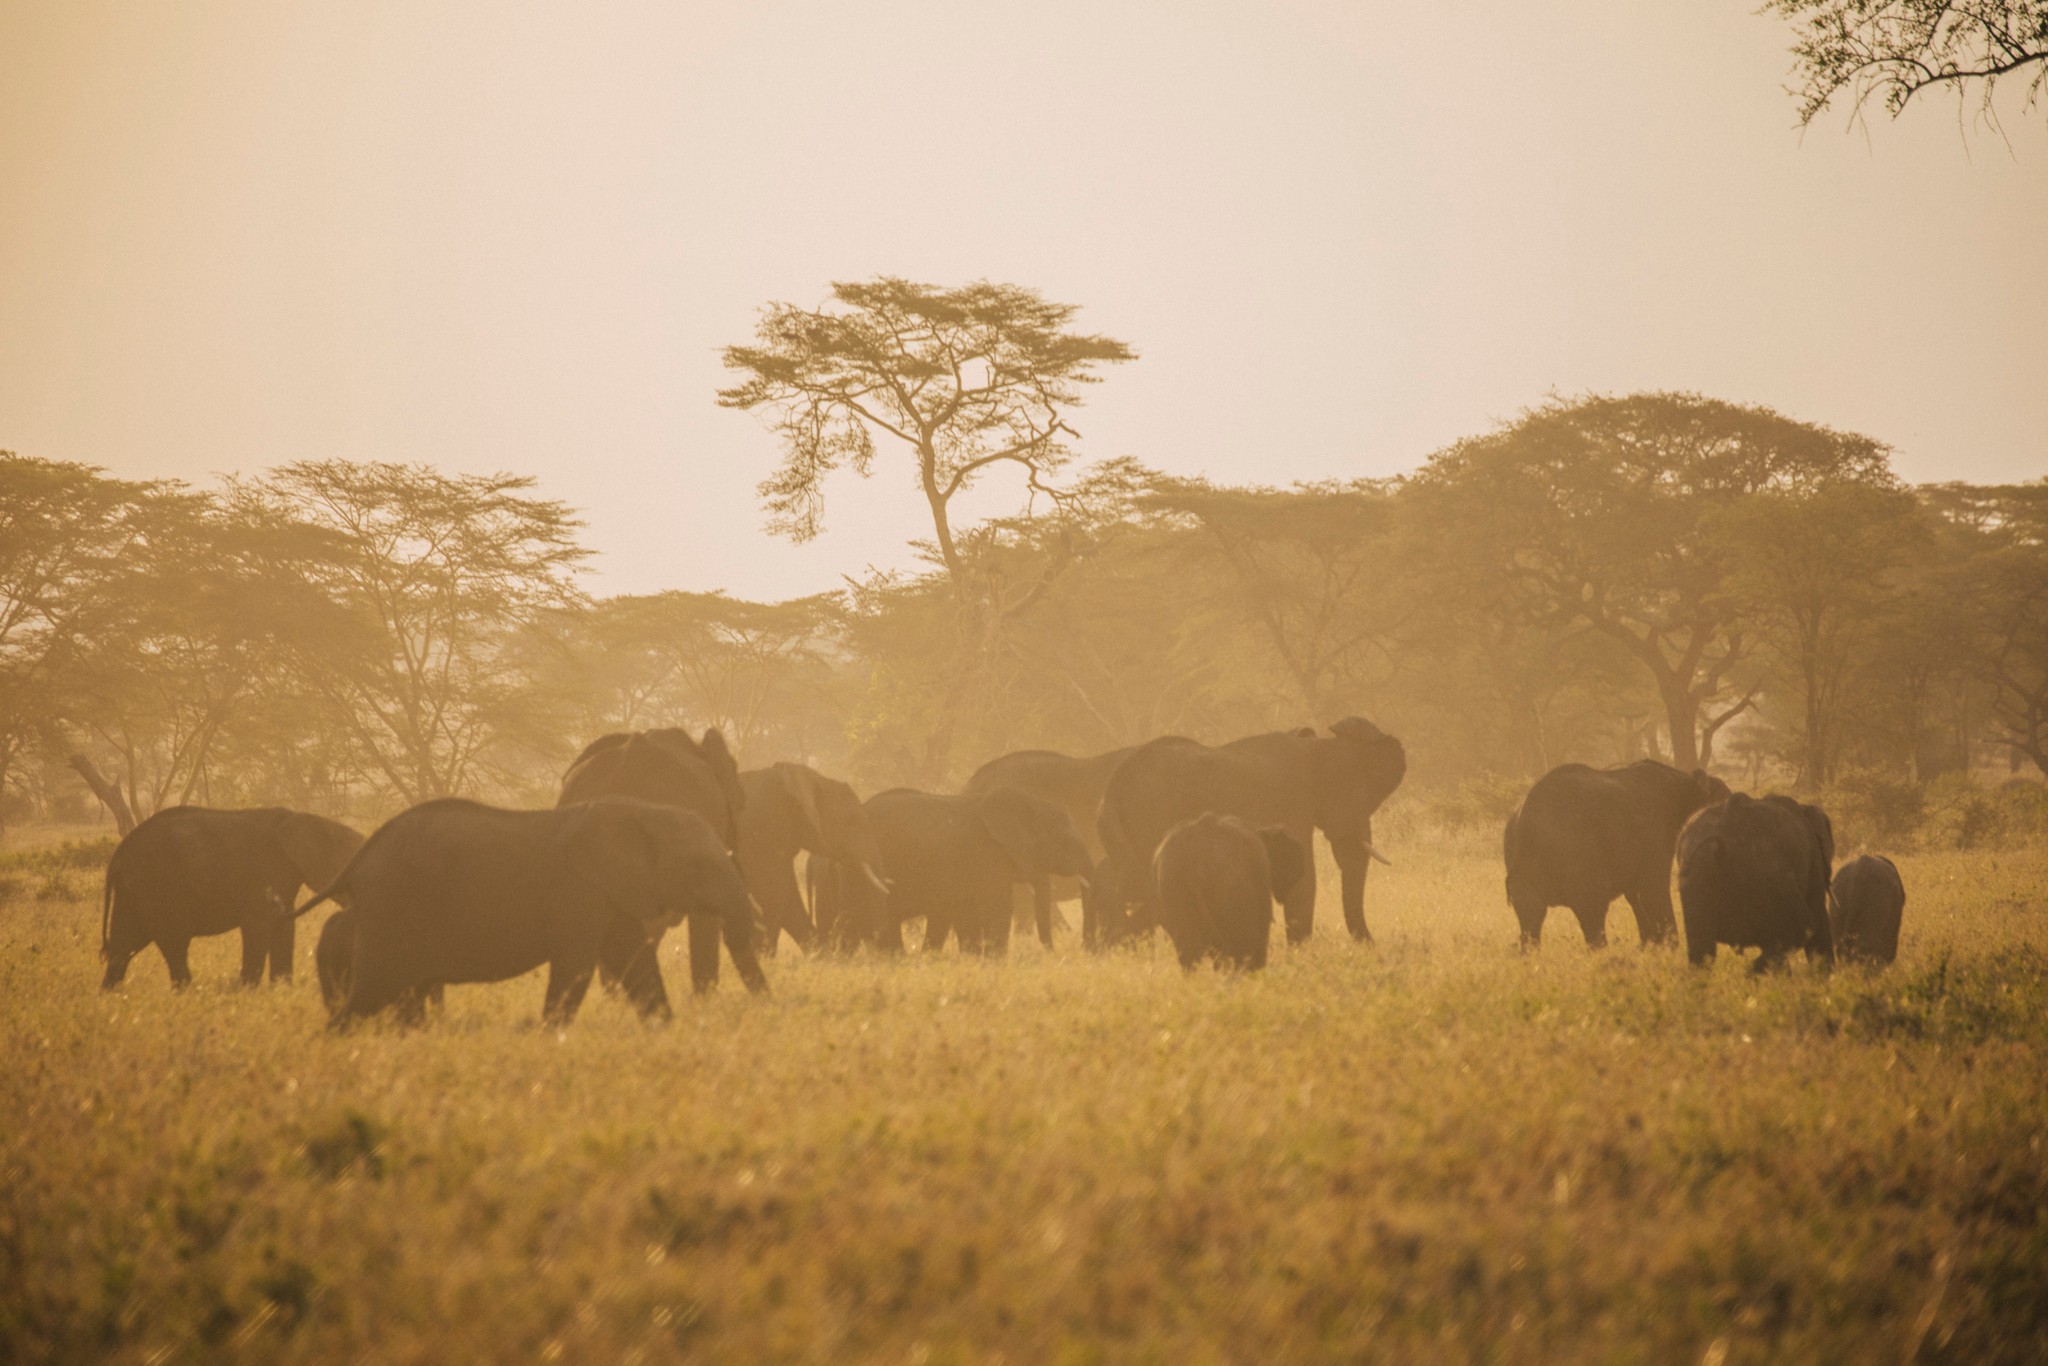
[3,837,2045,1363]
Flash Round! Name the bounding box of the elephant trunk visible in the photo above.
[1328,836,1376,943]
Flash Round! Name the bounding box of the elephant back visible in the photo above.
[558,727,744,850]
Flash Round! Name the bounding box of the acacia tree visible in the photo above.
[720,278,1134,779]
[1139,475,1405,718]
[518,591,845,763]
[68,492,332,816]
[720,278,1135,602]
[1710,482,1927,786]
[0,454,168,831]
[1768,0,2048,125]
[236,461,588,803]
[1411,393,1895,770]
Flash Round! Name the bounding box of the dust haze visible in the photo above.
[4,3,2048,1362]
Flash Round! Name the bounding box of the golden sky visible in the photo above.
[3,1,2043,599]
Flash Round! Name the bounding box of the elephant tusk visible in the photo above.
[1365,843,1393,867]
[860,863,892,895]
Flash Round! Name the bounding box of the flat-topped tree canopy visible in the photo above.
[719,278,1135,586]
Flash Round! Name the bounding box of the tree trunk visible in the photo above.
[1659,685,1700,770]
[69,755,136,835]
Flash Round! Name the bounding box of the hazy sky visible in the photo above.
[3,1,2043,600]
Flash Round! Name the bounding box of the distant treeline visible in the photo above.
[3,391,2044,831]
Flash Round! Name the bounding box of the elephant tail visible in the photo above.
[288,891,330,920]
[288,880,342,920]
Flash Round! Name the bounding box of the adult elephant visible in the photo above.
[100,806,363,990]
[1089,718,1405,946]
[293,797,763,1028]
[735,762,888,955]
[1502,760,1731,950]
[823,787,1094,955]
[961,745,1134,947]
[1677,793,1835,972]
[556,727,750,1001]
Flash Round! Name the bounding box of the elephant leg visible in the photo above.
[269,915,296,983]
[617,934,676,1019]
[393,989,431,1027]
[687,913,722,994]
[1570,903,1610,950]
[161,939,194,989]
[239,925,267,986]
[983,891,1012,957]
[1804,894,1835,973]
[1686,926,1717,968]
[1281,854,1316,945]
[722,913,771,995]
[543,956,598,1025]
[777,899,813,955]
[1624,884,1677,947]
[1033,877,1054,949]
[1512,896,1547,952]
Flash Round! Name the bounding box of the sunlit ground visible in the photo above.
[4,841,2045,1363]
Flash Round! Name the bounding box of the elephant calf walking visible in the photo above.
[293,797,765,1029]
[100,806,363,990]
[1153,814,1307,971]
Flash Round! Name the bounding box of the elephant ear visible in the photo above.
[1257,826,1308,901]
[566,731,634,772]
[772,763,826,851]
[974,789,1047,877]
[698,728,746,842]
[1321,717,1408,814]
[279,812,360,888]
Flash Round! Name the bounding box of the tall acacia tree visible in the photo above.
[719,277,1135,602]
[1411,393,1895,770]
[720,278,1134,779]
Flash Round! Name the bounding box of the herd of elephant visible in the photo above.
[91,717,1906,1031]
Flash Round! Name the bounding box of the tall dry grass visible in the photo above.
[3,842,2044,1362]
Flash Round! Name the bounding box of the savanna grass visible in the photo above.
[2,843,2044,1362]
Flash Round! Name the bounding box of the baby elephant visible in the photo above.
[293,797,765,1029]
[1829,854,1905,965]
[1152,814,1308,971]
[101,806,364,990]
[312,908,443,1018]
[1677,793,1834,972]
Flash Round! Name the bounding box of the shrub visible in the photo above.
[1824,768,1925,848]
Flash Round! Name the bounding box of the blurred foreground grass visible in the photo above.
[3,843,2045,1363]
